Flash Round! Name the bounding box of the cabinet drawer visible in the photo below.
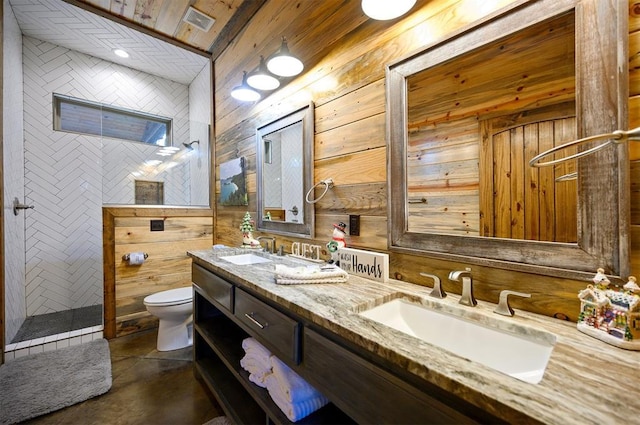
[302,328,476,424]
[234,288,300,364]
[192,264,233,312]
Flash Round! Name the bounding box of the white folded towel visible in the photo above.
[269,356,326,403]
[240,338,273,388]
[265,375,329,422]
[274,264,348,285]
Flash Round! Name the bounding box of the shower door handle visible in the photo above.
[13,197,35,215]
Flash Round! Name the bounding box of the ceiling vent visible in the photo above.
[182,7,215,32]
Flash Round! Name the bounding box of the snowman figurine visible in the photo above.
[326,222,347,265]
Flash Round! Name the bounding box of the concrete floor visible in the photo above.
[23,329,224,425]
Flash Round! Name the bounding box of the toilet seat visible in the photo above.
[144,287,192,307]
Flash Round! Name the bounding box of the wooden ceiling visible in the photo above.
[69,0,266,57]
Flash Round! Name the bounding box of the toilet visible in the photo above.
[143,287,193,351]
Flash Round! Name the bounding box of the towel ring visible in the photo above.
[555,171,578,182]
[529,127,640,168]
[305,178,334,204]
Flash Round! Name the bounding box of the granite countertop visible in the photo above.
[188,248,640,425]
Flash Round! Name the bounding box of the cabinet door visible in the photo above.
[302,328,477,424]
[234,288,301,364]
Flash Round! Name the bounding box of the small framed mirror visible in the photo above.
[256,102,315,238]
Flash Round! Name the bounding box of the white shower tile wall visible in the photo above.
[3,325,104,361]
[22,35,191,316]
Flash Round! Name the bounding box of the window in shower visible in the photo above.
[53,93,172,146]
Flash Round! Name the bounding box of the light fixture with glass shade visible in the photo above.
[246,56,281,91]
[231,71,261,102]
[361,0,416,20]
[267,37,304,77]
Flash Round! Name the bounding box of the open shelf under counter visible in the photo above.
[194,291,354,425]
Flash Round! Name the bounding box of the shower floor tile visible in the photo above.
[11,305,102,343]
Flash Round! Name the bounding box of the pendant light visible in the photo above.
[267,37,304,77]
[231,71,261,102]
[361,0,416,20]
[246,56,280,91]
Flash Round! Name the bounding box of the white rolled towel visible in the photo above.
[241,337,272,359]
[265,375,329,422]
[240,353,271,378]
[269,356,326,403]
[247,371,271,388]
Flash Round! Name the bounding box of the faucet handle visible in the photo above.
[494,290,531,317]
[256,236,275,254]
[420,273,446,299]
[448,267,471,280]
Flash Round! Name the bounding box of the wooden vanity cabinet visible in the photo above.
[191,263,496,424]
[192,263,351,424]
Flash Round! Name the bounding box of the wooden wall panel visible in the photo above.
[315,114,385,159]
[630,0,640,273]
[213,0,633,321]
[630,1,640,160]
[103,208,213,338]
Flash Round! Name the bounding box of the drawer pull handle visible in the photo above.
[244,312,268,329]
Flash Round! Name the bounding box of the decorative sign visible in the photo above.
[337,247,389,283]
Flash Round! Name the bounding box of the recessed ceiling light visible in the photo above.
[113,49,129,58]
[361,0,416,20]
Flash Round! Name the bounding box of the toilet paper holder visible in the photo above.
[122,253,149,261]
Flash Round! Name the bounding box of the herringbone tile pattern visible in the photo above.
[9,0,208,85]
[102,139,190,205]
[22,35,191,315]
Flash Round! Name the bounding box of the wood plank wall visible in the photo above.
[103,207,213,338]
[213,0,636,322]
[629,0,640,271]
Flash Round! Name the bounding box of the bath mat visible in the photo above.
[203,416,232,425]
[0,338,112,425]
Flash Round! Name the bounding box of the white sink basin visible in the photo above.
[359,297,555,384]
[219,253,272,265]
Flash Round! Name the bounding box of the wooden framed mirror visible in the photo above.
[387,0,629,279]
[256,102,315,238]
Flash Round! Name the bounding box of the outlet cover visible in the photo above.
[150,220,164,231]
[349,214,360,236]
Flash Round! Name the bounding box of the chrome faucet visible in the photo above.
[420,272,446,299]
[449,268,476,307]
[494,290,531,317]
[257,236,276,254]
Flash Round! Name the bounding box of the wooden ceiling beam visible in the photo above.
[62,0,211,57]
[207,0,267,59]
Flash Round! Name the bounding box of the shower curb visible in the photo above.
[4,325,104,361]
